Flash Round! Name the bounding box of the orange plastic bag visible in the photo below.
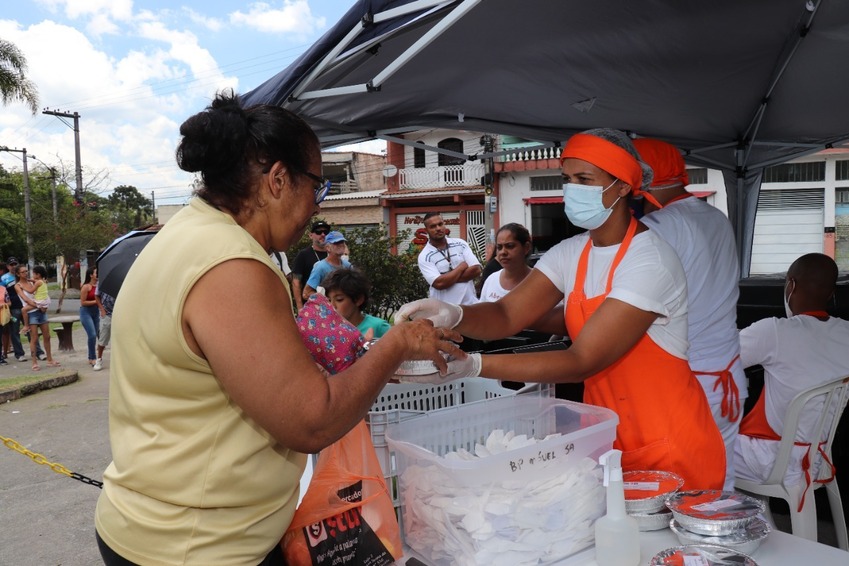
[281,420,402,566]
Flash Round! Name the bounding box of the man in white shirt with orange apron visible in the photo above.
[635,138,747,490]
[735,253,849,501]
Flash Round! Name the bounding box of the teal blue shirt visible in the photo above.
[357,314,390,338]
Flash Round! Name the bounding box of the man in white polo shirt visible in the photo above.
[417,212,481,306]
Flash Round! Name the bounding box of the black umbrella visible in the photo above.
[96,230,158,298]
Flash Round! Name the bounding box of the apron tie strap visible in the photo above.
[797,441,836,513]
[697,355,742,422]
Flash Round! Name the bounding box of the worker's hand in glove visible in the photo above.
[395,298,463,329]
[440,352,482,379]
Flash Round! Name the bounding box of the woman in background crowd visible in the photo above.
[479,223,532,303]
[79,266,100,366]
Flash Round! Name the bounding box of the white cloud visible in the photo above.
[229,0,326,35]
[35,0,134,21]
[183,7,223,32]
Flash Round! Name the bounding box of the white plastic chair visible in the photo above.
[735,375,849,550]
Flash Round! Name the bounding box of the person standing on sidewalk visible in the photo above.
[93,284,115,371]
[5,261,44,362]
[79,267,101,367]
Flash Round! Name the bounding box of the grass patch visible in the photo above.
[0,375,48,393]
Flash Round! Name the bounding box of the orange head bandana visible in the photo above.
[560,133,643,191]
[633,138,689,190]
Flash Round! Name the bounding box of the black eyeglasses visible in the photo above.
[299,171,331,204]
[313,229,330,235]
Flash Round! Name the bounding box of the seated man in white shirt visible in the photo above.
[735,253,849,487]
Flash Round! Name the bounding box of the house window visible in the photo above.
[437,138,465,166]
[530,175,562,192]
[413,142,426,168]
[687,168,708,184]
[837,188,849,203]
[763,162,825,183]
[836,160,849,181]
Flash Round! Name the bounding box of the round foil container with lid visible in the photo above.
[670,517,771,555]
[666,490,765,536]
[630,506,673,531]
[650,544,759,565]
[623,470,684,514]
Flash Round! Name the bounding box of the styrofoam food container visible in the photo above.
[623,470,684,513]
[666,490,765,536]
[650,544,759,565]
[670,517,771,555]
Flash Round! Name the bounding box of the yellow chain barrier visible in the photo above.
[1,434,102,488]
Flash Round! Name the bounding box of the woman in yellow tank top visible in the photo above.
[94,91,466,566]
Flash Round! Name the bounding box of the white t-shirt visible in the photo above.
[642,197,745,404]
[480,269,510,302]
[270,251,291,276]
[535,228,689,358]
[735,314,849,485]
[739,315,849,440]
[418,237,481,305]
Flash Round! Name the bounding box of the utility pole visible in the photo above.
[0,146,34,270]
[480,134,496,245]
[43,108,83,204]
[150,191,156,224]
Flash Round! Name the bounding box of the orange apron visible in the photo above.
[565,218,725,490]
[694,354,742,423]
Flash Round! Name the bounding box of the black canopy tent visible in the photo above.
[242,0,849,276]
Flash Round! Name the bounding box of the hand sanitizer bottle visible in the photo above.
[594,449,640,565]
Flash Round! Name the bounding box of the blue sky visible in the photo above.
[0,0,383,205]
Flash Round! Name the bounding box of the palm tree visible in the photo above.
[0,39,39,114]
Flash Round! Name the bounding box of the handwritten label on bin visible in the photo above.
[683,556,709,566]
[623,481,660,491]
[691,499,740,512]
[508,443,574,473]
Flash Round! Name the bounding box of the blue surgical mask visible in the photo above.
[563,179,620,230]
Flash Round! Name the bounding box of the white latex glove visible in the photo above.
[441,352,482,379]
[394,298,464,329]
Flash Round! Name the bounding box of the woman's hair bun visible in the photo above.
[176,90,250,174]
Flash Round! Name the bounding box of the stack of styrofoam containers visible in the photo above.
[366,379,553,520]
[385,395,618,566]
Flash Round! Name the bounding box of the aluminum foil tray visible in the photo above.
[631,507,673,531]
[650,544,759,565]
[670,517,771,556]
[666,490,765,536]
[623,470,684,514]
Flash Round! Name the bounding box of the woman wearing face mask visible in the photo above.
[397,128,726,489]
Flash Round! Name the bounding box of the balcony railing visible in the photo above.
[398,163,486,189]
[500,145,562,162]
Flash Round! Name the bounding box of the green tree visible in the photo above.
[286,223,428,320]
[106,185,153,232]
[0,39,39,114]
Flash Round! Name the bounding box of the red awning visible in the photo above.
[523,196,563,205]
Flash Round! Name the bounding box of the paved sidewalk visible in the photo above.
[0,321,111,566]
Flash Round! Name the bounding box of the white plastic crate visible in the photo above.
[366,379,553,512]
[385,396,618,565]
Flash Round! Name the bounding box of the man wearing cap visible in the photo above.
[303,231,351,300]
[417,212,481,306]
[291,221,330,310]
[634,138,745,491]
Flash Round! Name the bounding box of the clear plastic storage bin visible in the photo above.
[386,396,618,565]
[366,379,553,511]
